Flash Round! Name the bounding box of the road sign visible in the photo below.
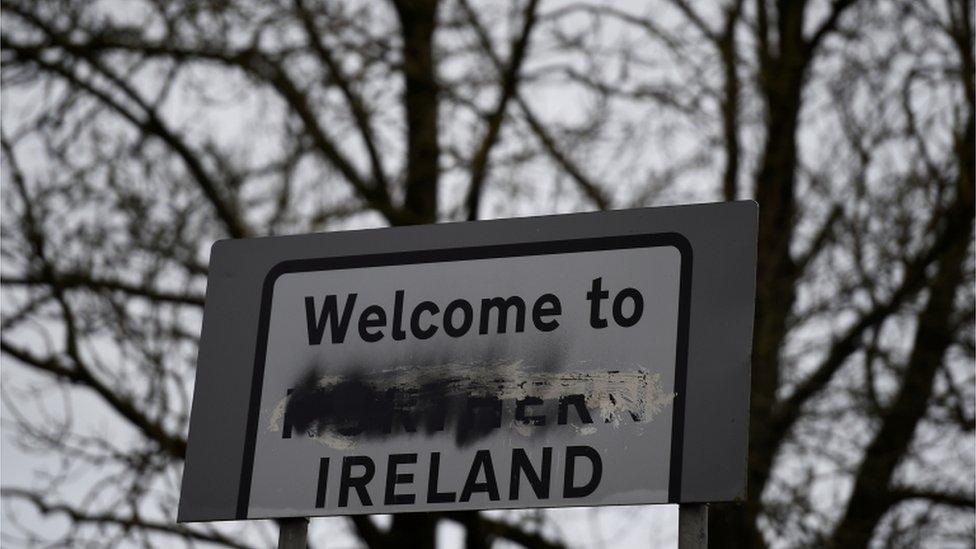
[178,201,757,522]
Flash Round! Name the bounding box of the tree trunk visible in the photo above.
[393,0,441,224]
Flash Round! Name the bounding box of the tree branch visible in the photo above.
[293,0,390,193]
[444,513,566,549]
[2,5,252,238]
[518,99,611,210]
[886,487,976,509]
[805,0,860,56]
[458,0,609,210]
[1,488,255,549]
[1,6,409,227]
[460,0,541,220]
[828,96,974,548]
[769,215,961,450]
[1,273,204,307]
[391,0,441,223]
[1,340,188,460]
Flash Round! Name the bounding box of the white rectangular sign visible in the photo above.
[242,236,689,518]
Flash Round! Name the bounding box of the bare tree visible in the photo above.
[1,0,973,548]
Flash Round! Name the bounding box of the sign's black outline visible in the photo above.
[236,233,693,519]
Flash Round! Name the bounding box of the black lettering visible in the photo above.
[315,457,329,508]
[305,294,357,344]
[532,294,561,332]
[586,278,609,329]
[612,287,644,327]
[282,388,294,439]
[338,455,375,507]
[425,398,448,433]
[459,450,500,502]
[384,453,417,505]
[384,389,419,434]
[427,452,457,504]
[479,296,526,334]
[558,394,593,425]
[515,396,546,426]
[358,304,387,342]
[410,301,439,340]
[392,290,407,341]
[443,299,474,338]
[563,446,602,498]
[510,448,551,499]
[458,396,502,444]
[337,391,373,436]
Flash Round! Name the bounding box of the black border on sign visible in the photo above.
[235,233,693,519]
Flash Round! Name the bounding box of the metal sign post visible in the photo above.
[277,517,308,549]
[678,504,708,549]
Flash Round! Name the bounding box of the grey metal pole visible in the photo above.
[277,517,309,549]
[678,504,708,549]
